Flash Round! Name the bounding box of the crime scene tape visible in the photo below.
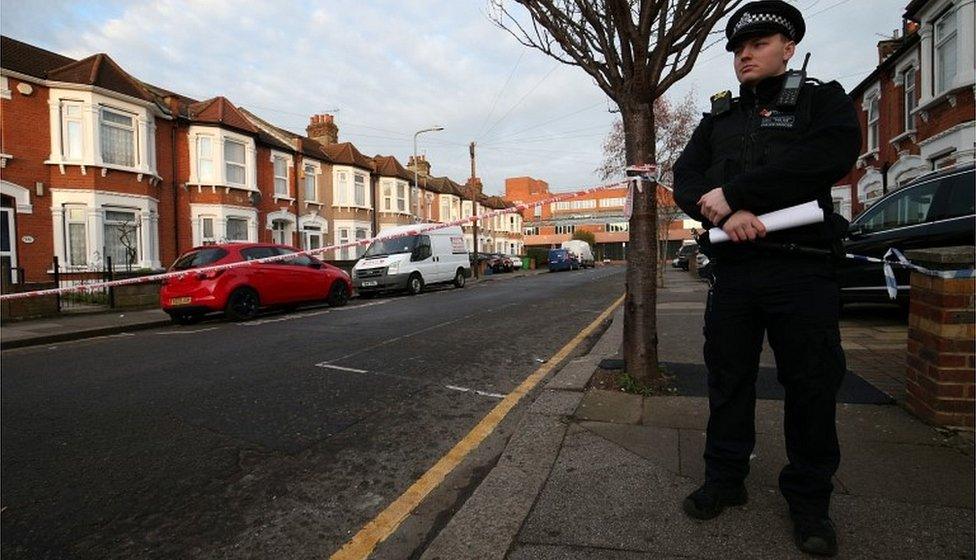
[0,178,634,302]
[850,248,976,300]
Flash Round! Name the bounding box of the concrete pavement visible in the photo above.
[419,269,975,559]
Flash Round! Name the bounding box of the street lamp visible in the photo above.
[413,126,444,221]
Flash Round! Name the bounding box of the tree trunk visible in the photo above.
[622,101,659,383]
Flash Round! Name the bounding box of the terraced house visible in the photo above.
[0,35,534,291]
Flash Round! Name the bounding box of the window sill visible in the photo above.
[44,160,159,180]
[304,200,322,206]
[889,129,917,144]
[332,204,373,211]
[273,195,295,202]
[187,183,259,194]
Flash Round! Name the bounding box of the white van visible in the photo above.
[352,225,470,296]
[561,240,595,269]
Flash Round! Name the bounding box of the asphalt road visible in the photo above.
[1,266,625,559]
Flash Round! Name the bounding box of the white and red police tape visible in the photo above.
[0,177,638,302]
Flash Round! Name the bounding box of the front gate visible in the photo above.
[53,256,115,312]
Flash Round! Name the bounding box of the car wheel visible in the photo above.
[170,312,201,325]
[225,288,260,321]
[453,269,466,288]
[407,273,424,295]
[327,282,350,307]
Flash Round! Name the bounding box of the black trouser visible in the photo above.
[702,255,846,519]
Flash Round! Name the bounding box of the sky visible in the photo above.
[2,0,906,195]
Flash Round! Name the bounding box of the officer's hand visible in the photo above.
[721,210,767,243]
[697,188,732,224]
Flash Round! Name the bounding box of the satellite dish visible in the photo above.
[249,191,262,205]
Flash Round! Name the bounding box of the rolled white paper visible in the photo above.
[708,200,824,244]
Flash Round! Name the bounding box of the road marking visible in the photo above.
[444,385,506,399]
[315,363,369,374]
[157,327,219,335]
[330,292,625,560]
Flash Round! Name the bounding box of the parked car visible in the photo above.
[160,243,352,324]
[675,241,699,271]
[561,240,595,268]
[839,163,974,306]
[548,248,579,272]
[509,255,523,269]
[697,253,713,281]
[352,225,470,296]
[485,253,514,273]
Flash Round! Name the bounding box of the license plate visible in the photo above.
[169,297,192,306]
[362,281,378,287]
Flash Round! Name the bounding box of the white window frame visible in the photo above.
[225,216,250,241]
[99,106,137,168]
[903,67,917,132]
[224,139,247,187]
[867,96,880,151]
[198,135,215,182]
[382,179,394,212]
[64,204,88,267]
[354,173,367,207]
[61,101,84,162]
[102,206,141,267]
[303,163,319,202]
[396,181,408,213]
[272,153,290,197]
[200,215,216,244]
[934,7,958,94]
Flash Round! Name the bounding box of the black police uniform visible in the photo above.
[672,71,860,520]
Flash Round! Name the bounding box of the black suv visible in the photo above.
[839,163,974,305]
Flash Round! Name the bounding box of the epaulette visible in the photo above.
[710,90,733,116]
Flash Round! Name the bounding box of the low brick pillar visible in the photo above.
[904,246,975,429]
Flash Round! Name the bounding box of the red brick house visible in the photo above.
[1,36,175,282]
[836,0,974,217]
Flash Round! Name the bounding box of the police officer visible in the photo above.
[672,1,860,556]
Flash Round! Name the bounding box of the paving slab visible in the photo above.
[420,412,567,560]
[575,390,643,425]
[641,397,784,434]
[578,421,681,474]
[835,439,975,508]
[546,356,602,391]
[530,390,584,417]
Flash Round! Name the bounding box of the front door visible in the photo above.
[0,205,17,283]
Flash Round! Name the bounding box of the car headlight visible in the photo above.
[387,261,399,274]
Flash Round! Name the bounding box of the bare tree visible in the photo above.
[491,0,741,383]
[598,93,698,287]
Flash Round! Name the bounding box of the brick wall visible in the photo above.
[905,256,975,428]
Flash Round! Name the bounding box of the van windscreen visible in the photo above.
[364,235,418,257]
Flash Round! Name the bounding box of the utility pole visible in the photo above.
[469,141,480,278]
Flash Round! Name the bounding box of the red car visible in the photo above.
[160,243,352,324]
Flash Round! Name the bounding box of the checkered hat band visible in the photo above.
[734,12,796,38]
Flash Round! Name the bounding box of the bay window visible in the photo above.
[355,227,369,258]
[100,108,136,167]
[201,216,216,244]
[224,140,246,186]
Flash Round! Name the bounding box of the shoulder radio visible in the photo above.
[776,53,810,108]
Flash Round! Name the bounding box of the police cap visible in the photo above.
[725,1,805,51]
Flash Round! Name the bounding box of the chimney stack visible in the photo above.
[307,114,338,145]
[407,154,431,177]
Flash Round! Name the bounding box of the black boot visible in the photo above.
[793,516,838,557]
[682,481,748,520]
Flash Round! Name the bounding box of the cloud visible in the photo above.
[2,0,902,194]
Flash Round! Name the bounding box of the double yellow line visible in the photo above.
[331,293,625,559]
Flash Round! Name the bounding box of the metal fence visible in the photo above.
[53,256,115,312]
